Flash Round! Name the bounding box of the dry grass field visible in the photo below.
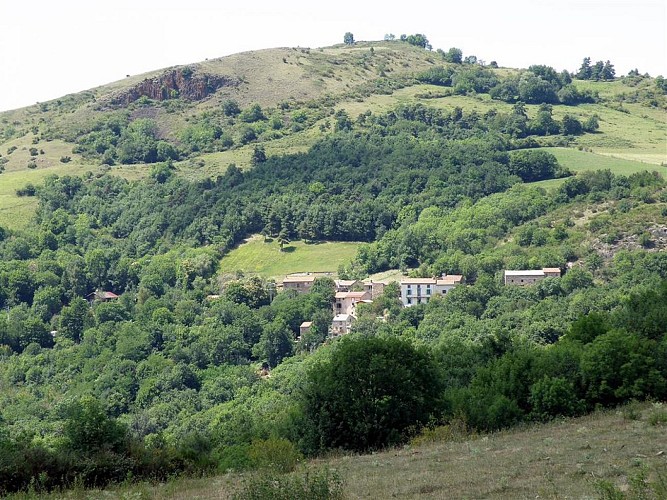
[15,402,666,499]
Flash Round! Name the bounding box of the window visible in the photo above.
[426,288,431,295]
[407,298,412,305]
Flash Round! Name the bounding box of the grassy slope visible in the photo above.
[32,403,667,499]
[219,235,361,279]
[533,147,662,190]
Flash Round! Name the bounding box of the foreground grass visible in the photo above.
[15,403,666,499]
[219,235,361,279]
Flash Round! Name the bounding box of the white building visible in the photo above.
[399,275,463,307]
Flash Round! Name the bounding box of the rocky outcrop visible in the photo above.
[110,68,239,105]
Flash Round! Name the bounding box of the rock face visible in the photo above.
[110,68,238,105]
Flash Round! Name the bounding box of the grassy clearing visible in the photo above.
[0,163,100,230]
[546,147,660,175]
[219,235,361,279]
[532,147,663,190]
[21,402,667,499]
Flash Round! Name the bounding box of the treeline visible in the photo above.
[418,64,598,106]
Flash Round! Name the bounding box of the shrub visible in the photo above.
[223,99,241,117]
[247,438,302,473]
[302,336,444,452]
[60,155,72,163]
[648,407,667,426]
[240,103,266,123]
[233,467,343,500]
[16,183,37,197]
[218,444,253,472]
[529,376,584,421]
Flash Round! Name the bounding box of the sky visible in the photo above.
[0,0,665,112]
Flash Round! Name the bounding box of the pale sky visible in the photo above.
[0,0,665,112]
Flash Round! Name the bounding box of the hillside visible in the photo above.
[21,403,667,499]
[0,40,665,230]
[0,39,666,497]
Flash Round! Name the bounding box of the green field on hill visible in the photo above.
[219,236,361,278]
[532,147,663,189]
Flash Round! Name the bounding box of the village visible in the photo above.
[284,267,563,337]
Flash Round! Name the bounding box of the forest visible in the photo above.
[0,72,666,494]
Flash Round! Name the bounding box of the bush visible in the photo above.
[247,438,302,473]
[648,407,667,426]
[302,336,444,452]
[529,376,584,421]
[60,155,72,163]
[16,183,37,197]
[233,467,344,500]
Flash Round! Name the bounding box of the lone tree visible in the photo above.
[277,227,290,251]
[343,32,355,45]
[302,336,444,452]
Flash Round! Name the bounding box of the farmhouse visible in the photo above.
[504,267,562,285]
[282,275,316,293]
[299,321,312,337]
[400,275,464,307]
[86,290,119,304]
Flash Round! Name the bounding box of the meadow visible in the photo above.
[218,235,361,279]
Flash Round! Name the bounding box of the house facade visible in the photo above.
[399,275,463,307]
[282,275,316,293]
[331,314,354,335]
[299,321,312,337]
[504,268,562,285]
[334,290,372,316]
[362,280,387,300]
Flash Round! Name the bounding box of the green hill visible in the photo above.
[0,41,665,229]
[0,39,666,498]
